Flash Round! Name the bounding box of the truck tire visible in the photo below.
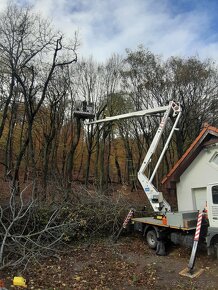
[146,229,157,249]
[214,243,218,258]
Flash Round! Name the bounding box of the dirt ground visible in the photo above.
[1,234,218,290]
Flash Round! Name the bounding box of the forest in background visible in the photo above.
[0,3,218,270]
[1,4,218,195]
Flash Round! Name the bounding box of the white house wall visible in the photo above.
[177,144,218,211]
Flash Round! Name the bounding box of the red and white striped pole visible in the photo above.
[122,209,134,229]
[194,212,203,241]
[188,211,203,272]
[113,209,134,242]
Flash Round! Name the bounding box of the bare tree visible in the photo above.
[121,46,218,185]
[0,4,78,194]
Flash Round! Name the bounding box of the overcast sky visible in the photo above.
[1,0,218,63]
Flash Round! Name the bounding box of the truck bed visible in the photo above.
[131,217,196,231]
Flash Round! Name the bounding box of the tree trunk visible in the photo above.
[5,101,17,177]
[85,125,94,187]
[115,155,122,184]
[94,126,100,187]
[65,117,82,189]
[98,125,111,192]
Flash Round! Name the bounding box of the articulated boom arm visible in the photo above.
[138,101,181,212]
[88,101,182,213]
[88,106,169,124]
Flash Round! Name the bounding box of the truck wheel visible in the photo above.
[214,243,218,258]
[146,230,157,249]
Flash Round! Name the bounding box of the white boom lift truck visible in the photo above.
[88,101,218,258]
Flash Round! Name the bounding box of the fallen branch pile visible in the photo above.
[0,185,135,270]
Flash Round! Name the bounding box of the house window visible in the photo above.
[210,152,218,166]
[212,186,218,204]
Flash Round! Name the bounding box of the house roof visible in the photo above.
[161,125,218,189]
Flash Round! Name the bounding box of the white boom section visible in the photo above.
[88,106,169,124]
[138,102,181,212]
[88,101,182,213]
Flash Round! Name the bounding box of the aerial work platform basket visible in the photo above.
[73,101,95,120]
